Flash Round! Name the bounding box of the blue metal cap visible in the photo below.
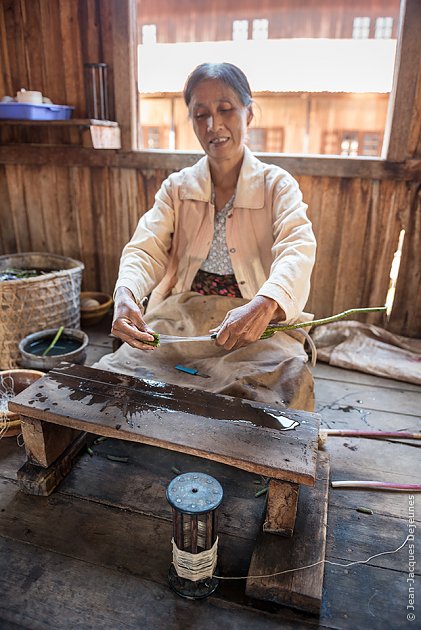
[166,472,223,514]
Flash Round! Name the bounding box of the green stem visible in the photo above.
[42,325,64,356]
[262,306,387,337]
[142,332,161,348]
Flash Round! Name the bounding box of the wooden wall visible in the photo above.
[0,157,407,325]
[137,0,400,43]
[0,0,115,119]
[0,0,420,338]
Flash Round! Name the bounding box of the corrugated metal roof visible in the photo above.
[138,38,396,94]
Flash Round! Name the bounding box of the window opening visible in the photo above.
[252,19,269,40]
[248,127,284,152]
[352,17,370,39]
[375,17,393,39]
[232,20,249,41]
[136,0,400,155]
[142,23,157,44]
[385,229,405,318]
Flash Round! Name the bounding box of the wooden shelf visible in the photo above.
[0,118,119,127]
[0,119,121,149]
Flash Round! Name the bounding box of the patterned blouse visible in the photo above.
[191,193,242,298]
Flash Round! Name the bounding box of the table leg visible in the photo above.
[263,479,300,537]
[20,415,80,467]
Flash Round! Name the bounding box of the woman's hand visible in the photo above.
[210,296,284,351]
[112,287,157,350]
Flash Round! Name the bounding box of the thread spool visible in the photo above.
[166,472,223,599]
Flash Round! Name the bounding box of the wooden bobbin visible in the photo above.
[166,472,223,599]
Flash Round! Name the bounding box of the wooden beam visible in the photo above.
[111,0,137,150]
[246,451,330,614]
[17,432,88,496]
[263,480,299,537]
[1,145,421,180]
[20,416,80,468]
[383,0,421,161]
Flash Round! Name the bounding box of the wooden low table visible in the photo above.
[9,362,329,613]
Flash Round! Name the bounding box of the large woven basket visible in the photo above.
[0,253,84,369]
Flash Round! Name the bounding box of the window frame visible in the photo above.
[115,0,418,174]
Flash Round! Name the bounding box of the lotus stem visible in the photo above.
[42,326,64,356]
[262,306,387,338]
[332,481,421,491]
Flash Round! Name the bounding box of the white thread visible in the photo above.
[296,327,317,367]
[172,537,218,582]
[0,374,16,440]
[215,535,410,580]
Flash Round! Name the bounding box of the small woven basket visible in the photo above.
[0,252,84,369]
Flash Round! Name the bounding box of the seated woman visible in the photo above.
[94,62,317,411]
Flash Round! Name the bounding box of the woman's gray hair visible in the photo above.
[183,62,253,108]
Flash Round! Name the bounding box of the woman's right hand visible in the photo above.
[111,287,157,350]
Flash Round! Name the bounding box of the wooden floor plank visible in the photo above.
[0,537,308,630]
[1,326,419,628]
[320,562,420,630]
[315,378,421,416]
[326,504,420,573]
[318,405,420,433]
[0,477,254,586]
[57,439,268,541]
[313,363,421,393]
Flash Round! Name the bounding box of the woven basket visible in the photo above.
[0,252,84,369]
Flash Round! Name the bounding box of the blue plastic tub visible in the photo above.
[0,102,74,121]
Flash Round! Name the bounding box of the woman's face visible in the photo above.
[189,79,252,167]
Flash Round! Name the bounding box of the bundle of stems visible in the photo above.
[141,332,161,348]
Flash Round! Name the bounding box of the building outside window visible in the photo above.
[142,24,157,44]
[361,132,382,155]
[322,130,382,156]
[137,0,400,156]
[252,19,269,40]
[340,133,359,156]
[232,19,249,41]
[375,17,393,38]
[248,128,284,152]
[352,17,371,38]
[143,126,163,148]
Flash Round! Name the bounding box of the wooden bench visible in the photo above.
[9,362,329,613]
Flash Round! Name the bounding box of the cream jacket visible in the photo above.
[115,146,316,323]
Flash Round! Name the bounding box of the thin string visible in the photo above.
[172,537,218,582]
[0,374,16,440]
[215,535,410,580]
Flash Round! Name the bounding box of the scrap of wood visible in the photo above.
[263,480,299,537]
[246,451,330,614]
[82,125,121,149]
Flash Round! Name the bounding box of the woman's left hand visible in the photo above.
[210,296,284,350]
